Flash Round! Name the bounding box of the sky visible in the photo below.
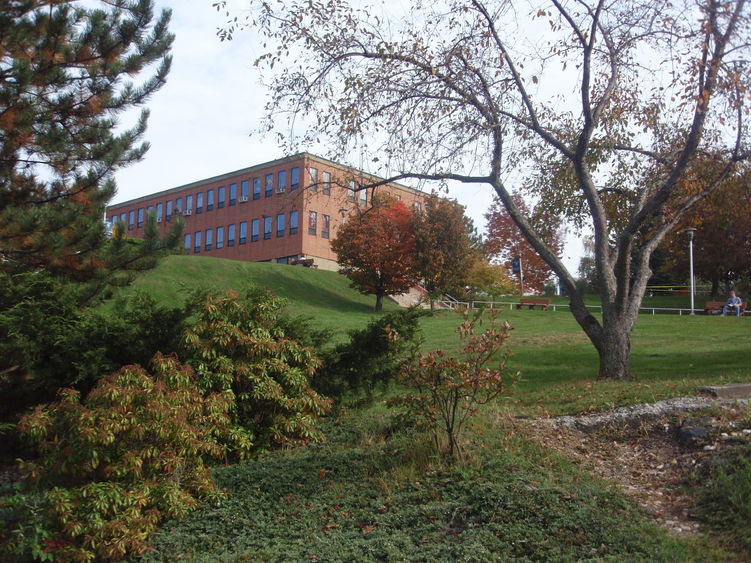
[112,1,584,273]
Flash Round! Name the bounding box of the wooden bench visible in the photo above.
[516,297,551,310]
[704,301,747,315]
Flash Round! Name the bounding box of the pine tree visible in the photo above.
[0,1,180,407]
[0,0,179,291]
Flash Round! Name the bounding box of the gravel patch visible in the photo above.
[547,397,749,431]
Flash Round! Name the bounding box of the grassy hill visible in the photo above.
[116,254,398,337]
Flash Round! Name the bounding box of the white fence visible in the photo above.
[436,299,738,316]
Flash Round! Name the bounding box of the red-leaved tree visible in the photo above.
[485,196,562,294]
[331,198,417,312]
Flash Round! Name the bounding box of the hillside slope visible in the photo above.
[117,255,397,335]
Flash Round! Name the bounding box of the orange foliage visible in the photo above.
[331,199,417,311]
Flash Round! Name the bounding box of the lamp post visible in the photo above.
[686,228,696,315]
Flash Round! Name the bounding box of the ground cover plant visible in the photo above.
[134,408,724,562]
[693,441,751,553]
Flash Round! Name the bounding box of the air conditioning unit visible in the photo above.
[156,217,163,223]
[276,187,286,193]
[239,196,248,203]
[183,209,192,216]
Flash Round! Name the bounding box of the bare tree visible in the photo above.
[215,0,751,379]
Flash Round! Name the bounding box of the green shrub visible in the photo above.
[316,307,424,402]
[181,287,332,457]
[0,281,187,419]
[45,292,187,396]
[1,355,231,562]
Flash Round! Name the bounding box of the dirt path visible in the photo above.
[523,398,750,537]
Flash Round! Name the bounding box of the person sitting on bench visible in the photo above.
[722,290,742,316]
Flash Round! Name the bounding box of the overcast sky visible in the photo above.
[112,1,583,272]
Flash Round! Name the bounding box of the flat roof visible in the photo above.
[108,152,423,209]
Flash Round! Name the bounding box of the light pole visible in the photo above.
[686,228,696,315]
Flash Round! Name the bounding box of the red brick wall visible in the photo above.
[107,154,425,267]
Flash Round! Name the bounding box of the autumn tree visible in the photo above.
[485,195,563,294]
[218,0,751,380]
[659,162,751,296]
[463,258,517,299]
[331,197,417,312]
[413,193,476,310]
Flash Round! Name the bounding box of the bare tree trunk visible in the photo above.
[594,319,633,380]
[375,291,384,312]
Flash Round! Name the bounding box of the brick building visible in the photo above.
[107,153,425,270]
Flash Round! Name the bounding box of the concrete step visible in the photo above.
[697,383,751,399]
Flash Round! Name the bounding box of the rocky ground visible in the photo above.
[525,397,750,537]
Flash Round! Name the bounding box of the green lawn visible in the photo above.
[119,255,750,415]
[117,256,749,561]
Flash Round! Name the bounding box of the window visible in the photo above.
[239,221,247,244]
[308,211,317,235]
[264,216,272,240]
[322,171,331,195]
[194,230,201,253]
[110,215,118,224]
[229,183,237,206]
[137,208,144,228]
[216,226,224,249]
[228,224,236,247]
[156,202,163,220]
[241,180,249,201]
[277,170,287,192]
[186,195,193,213]
[291,166,300,189]
[207,189,214,211]
[120,212,126,224]
[276,213,285,237]
[265,174,273,197]
[128,210,135,229]
[175,197,183,213]
[309,167,318,191]
[359,187,367,206]
[147,205,153,218]
[348,180,356,202]
[205,228,213,251]
[184,233,191,250]
[413,201,422,214]
[251,218,259,242]
[290,210,299,235]
[218,186,226,208]
[253,178,261,200]
[322,214,330,239]
[196,192,203,214]
[166,200,173,221]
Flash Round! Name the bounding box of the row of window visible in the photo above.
[182,211,331,253]
[109,167,351,230]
